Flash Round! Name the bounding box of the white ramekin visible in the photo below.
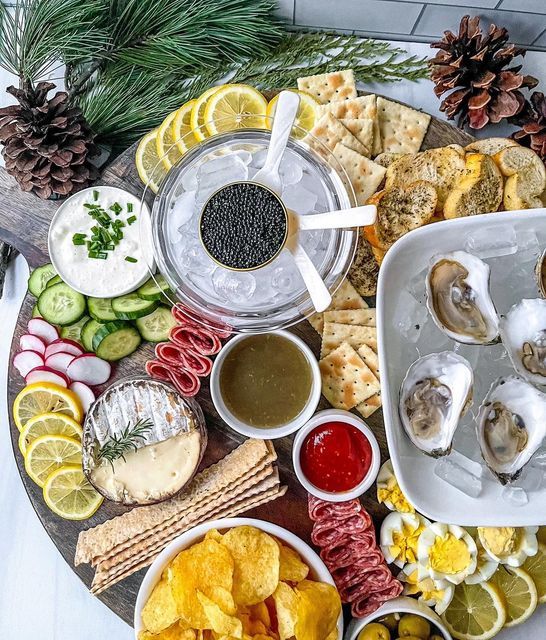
[292,408,381,502]
[210,330,321,439]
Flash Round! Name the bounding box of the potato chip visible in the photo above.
[205,529,224,543]
[139,622,196,640]
[278,544,309,583]
[141,577,180,634]
[196,591,243,638]
[168,539,235,628]
[239,613,268,636]
[272,582,298,640]
[294,580,341,640]
[221,526,280,605]
[248,601,271,628]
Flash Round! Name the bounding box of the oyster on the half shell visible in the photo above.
[426,251,499,345]
[399,351,474,457]
[476,376,546,484]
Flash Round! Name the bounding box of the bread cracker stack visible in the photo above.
[309,280,381,419]
[75,439,286,594]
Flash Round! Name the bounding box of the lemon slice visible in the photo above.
[266,90,320,138]
[172,99,198,155]
[25,434,82,487]
[43,465,103,520]
[204,84,267,136]
[190,86,223,141]
[491,566,538,627]
[19,412,82,455]
[156,110,182,171]
[13,383,83,431]
[522,542,546,603]
[441,581,507,640]
[135,129,166,193]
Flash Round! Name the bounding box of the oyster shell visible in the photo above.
[535,249,546,298]
[500,298,546,386]
[426,251,499,345]
[399,351,473,457]
[476,376,546,484]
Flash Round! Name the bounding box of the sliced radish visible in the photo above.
[13,350,44,377]
[25,366,69,387]
[67,354,111,386]
[45,352,75,375]
[45,339,83,359]
[20,334,46,355]
[27,318,59,345]
[69,381,95,414]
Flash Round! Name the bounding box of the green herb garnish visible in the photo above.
[125,256,137,263]
[127,215,137,225]
[72,233,86,245]
[127,203,134,213]
[96,418,154,469]
[110,202,123,216]
[93,190,99,201]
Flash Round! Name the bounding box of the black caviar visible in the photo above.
[199,181,287,270]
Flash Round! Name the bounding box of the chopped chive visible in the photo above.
[72,233,86,246]
[93,190,99,201]
[127,215,137,225]
[125,256,138,263]
[127,203,134,213]
[110,202,122,215]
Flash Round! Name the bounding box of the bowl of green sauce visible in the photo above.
[210,330,321,439]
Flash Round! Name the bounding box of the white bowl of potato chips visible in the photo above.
[134,517,343,640]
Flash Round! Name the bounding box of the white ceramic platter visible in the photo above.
[378,208,546,526]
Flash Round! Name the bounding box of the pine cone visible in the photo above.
[0,81,99,199]
[511,92,546,162]
[429,15,538,130]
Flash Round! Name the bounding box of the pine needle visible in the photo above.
[96,418,154,469]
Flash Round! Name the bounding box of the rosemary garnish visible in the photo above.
[97,418,153,469]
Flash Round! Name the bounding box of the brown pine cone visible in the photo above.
[512,92,546,162]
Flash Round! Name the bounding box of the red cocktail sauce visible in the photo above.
[300,421,372,492]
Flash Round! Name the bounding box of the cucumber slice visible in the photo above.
[137,274,172,301]
[28,263,57,297]
[37,283,87,326]
[60,315,90,345]
[81,319,102,352]
[45,275,63,288]
[93,321,141,361]
[32,304,42,318]
[112,293,158,320]
[88,297,117,322]
[135,306,176,342]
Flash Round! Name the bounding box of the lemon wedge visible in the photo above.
[24,434,82,487]
[441,581,507,640]
[43,465,103,520]
[172,99,198,155]
[13,382,83,431]
[491,565,538,627]
[135,129,166,193]
[522,542,546,603]
[203,84,267,136]
[19,412,82,455]
[266,90,320,138]
[156,110,182,171]
[190,86,223,141]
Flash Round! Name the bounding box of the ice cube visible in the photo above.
[448,449,486,479]
[196,155,248,205]
[232,149,253,165]
[530,446,546,469]
[465,225,518,258]
[249,148,268,170]
[181,165,199,191]
[169,191,196,228]
[282,184,318,214]
[280,160,303,186]
[452,342,480,370]
[513,465,543,492]
[271,265,296,294]
[434,457,483,498]
[393,290,429,343]
[212,269,256,303]
[501,485,529,507]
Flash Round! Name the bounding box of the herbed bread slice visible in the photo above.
[374,152,408,168]
[465,137,519,156]
[348,233,379,297]
[504,163,546,210]
[443,153,504,218]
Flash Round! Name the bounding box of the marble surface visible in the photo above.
[1,41,545,639]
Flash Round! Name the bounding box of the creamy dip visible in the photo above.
[48,186,154,297]
[90,429,201,503]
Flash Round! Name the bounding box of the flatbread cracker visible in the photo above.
[323,309,376,326]
[356,391,382,418]
[333,143,386,205]
[320,95,381,155]
[358,343,380,379]
[308,279,368,334]
[340,118,373,156]
[319,342,379,410]
[321,321,377,357]
[377,97,430,154]
[307,113,368,157]
[297,69,357,104]
[348,234,380,297]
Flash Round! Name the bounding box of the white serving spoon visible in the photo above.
[296,204,377,231]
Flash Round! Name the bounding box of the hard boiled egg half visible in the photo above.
[398,562,454,615]
[477,526,538,567]
[380,512,429,568]
[418,522,477,586]
[376,459,414,513]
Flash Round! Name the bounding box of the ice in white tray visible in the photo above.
[378,209,546,526]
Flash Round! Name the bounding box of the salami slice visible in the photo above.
[172,304,232,339]
[145,359,200,397]
[155,342,213,377]
[170,325,222,356]
[145,360,172,381]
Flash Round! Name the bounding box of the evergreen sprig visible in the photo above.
[97,418,154,469]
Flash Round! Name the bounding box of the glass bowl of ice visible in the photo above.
[146,116,358,333]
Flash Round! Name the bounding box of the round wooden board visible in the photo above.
[0,93,474,626]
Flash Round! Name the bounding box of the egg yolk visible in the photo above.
[404,570,446,604]
[377,477,415,513]
[428,532,471,574]
[389,522,424,564]
[478,526,521,558]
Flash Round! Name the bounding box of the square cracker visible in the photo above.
[324,308,376,327]
[297,69,357,104]
[321,95,381,155]
[333,143,386,205]
[377,96,431,154]
[307,113,368,157]
[308,279,368,334]
[358,343,379,379]
[319,342,379,410]
[340,118,373,156]
[321,321,377,357]
[356,391,382,418]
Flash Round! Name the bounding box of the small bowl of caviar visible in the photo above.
[292,409,381,502]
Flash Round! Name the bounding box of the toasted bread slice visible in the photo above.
[465,137,519,156]
[444,153,503,218]
[504,163,546,210]
[374,152,408,168]
[493,145,545,177]
[385,146,466,210]
[348,233,379,296]
[366,181,437,250]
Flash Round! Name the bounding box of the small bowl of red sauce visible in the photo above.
[293,409,381,502]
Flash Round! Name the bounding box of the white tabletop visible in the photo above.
[0,41,544,639]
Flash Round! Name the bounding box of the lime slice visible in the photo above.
[43,465,103,520]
